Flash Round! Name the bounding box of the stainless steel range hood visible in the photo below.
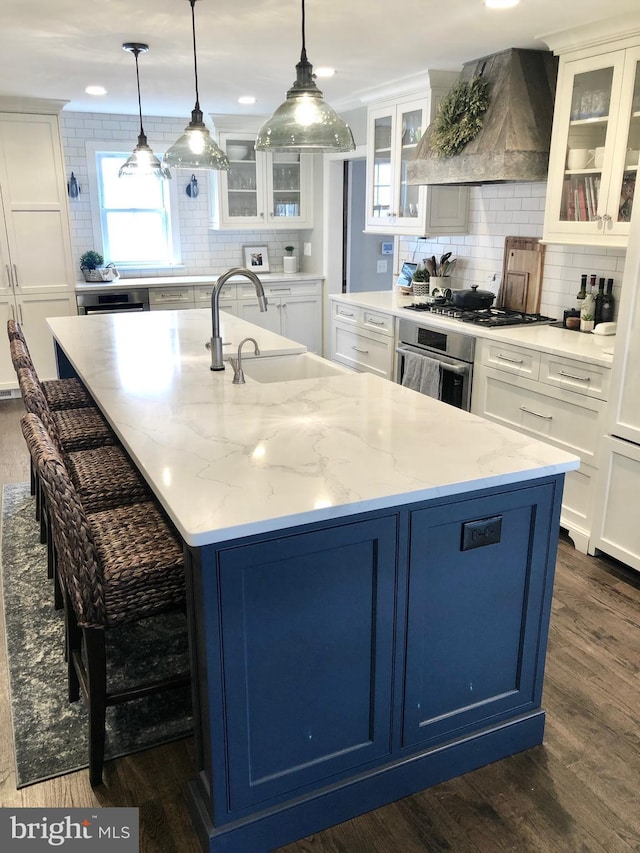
[407,48,558,186]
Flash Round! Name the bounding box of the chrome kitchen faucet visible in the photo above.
[209,267,267,370]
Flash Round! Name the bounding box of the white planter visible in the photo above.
[283,256,297,273]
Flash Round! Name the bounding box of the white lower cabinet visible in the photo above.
[329,300,395,380]
[472,338,610,554]
[591,436,640,570]
[237,280,322,354]
[1,292,77,390]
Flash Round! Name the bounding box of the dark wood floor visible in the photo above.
[2,396,639,852]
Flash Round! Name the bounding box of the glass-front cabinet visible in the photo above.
[365,91,468,237]
[210,132,313,230]
[543,46,640,247]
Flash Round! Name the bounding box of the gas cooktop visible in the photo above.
[404,300,555,328]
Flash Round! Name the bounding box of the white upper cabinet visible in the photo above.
[543,28,640,247]
[365,88,469,237]
[210,132,313,230]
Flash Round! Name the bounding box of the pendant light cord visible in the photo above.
[189,0,201,111]
[300,0,307,63]
[133,48,146,139]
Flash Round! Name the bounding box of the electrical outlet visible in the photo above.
[377,260,388,273]
[303,242,312,256]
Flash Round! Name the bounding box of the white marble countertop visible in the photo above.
[329,291,615,367]
[75,273,322,292]
[48,309,578,547]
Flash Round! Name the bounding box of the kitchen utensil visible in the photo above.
[439,252,452,270]
[423,257,436,276]
[451,286,495,309]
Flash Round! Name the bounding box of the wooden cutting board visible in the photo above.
[498,237,545,313]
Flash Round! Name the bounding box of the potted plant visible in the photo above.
[80,250,104,282]
[283,245,297,274]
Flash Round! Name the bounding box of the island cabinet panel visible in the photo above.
[208,516,398,817]
[402,483,556,750]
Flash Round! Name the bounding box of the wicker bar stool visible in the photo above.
[8,331,93,411]
[21,412,190,788]
[16,367,150,595]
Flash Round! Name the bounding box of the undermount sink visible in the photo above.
[240,353,351,384]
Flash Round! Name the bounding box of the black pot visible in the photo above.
[451,286,495,310]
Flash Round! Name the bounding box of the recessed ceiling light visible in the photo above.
[314,67,335,78]
[238,95,256,105]
[484,0,520,8]
[85,85,107,96]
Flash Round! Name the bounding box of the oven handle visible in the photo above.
[396,345,469,375]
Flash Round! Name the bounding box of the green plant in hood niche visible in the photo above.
[431,76,490,157]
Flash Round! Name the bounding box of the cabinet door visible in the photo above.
[366,106,395,229]
[403,483,557,748]
[216,134,266,228]
[265,152,313,228]
[592,435,640,572]
[0,296,17,389]
[18,292,76,381]
[543,50,636,245]
[214,516,397,813]
[237,297,282,335]
[0,114,74,291]
[280,294,322,353]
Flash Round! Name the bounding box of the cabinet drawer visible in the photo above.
[540,353,610,400]
[483,341,540,379]
[193,283,225,304]
[237,280,320,300]
[332,301,360,325]
[149,286,194,307]
[332,322,393,379]
[481,370,605,463]
[362,309,394,336]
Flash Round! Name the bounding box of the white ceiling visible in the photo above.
[0,0,638,121]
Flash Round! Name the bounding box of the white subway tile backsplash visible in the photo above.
[398,183,626,320]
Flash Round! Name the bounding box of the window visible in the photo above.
[87,143,181,268]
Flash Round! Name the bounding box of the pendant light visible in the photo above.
[163,0,229,171]
[119,43,171,179]
[255,0,355,153]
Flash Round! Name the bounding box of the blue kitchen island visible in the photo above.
[49,309,578,853]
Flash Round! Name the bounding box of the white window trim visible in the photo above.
[84,140,182,270]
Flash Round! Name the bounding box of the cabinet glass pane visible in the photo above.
[618,61,640,223]
[399,108,422,218]
[562,67,614,223]
[272,154,301,218]
[372,117,392,219]
[225,138,257,218]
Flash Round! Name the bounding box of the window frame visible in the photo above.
[85,140,182,270]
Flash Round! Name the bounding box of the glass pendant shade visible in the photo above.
[256,1,354,153]
[163,0,229,172]
[163,108,229,170]
[119,43,170,180]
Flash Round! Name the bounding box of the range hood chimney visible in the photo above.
[408,48,558,186]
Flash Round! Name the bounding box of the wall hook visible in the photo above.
[186,174,199,198]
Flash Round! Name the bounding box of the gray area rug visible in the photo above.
[1,483,193,788]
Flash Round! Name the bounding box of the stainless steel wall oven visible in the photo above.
[396,317,474,411]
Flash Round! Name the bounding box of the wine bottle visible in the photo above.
[580,281,595,332]
[601,279,615,323]
[576,273,587,310]
[594,277,605,326]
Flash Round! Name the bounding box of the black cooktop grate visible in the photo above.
[404,301,555,327]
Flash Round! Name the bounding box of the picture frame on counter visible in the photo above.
[243,244,270,272]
